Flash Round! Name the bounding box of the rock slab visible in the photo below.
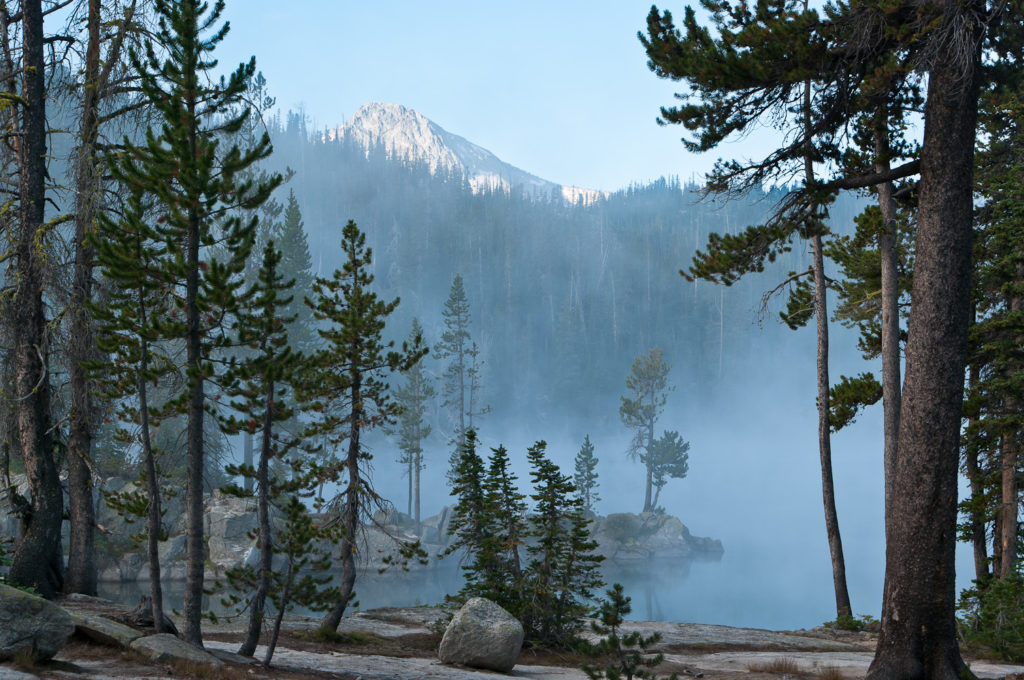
[68,612,144,647]
[0,584,75,661]
[130,634,224,670]
[439,597,523,672]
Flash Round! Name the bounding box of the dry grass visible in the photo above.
[11,647,37,670]
[817,665,845,680]
[747,657,804,675]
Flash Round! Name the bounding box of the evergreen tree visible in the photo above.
[437,274,489,482]
[216,241,304,657]
[302,219,426,632]
[619,349,673,512]
[480,443,528,613]
[642,0,997,672]
[116,0,282,645]
[275,190,318,353]
[445,431,499,596]
[6,0,63,600]
[391,318,434,524]
[524,441,604,647]
[92,188,177,633]
[647,430,689,511]
[582,584,672,680]
[573,435,600,515]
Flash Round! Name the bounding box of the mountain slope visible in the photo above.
[329,102,605,204]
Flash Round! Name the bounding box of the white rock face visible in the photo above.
[329,103,607,205]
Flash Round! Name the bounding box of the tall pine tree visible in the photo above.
[116,0,281,645]
[302,219,426,632]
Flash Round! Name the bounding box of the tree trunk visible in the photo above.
[874,123,903,526]
[8,0,63,600]
[866,14,981,679]
[138,338,167,633]
[320,377,361,632]
[963,362,990,582]
[414,450,421,525]
[65,0,103,597]
[999,276,1022,578]
[263,557,293,667]
[243,431,254,494]
[805,72,850,619]
[182,203,206,646]
[812,234,851,619]
[239,382,275,657]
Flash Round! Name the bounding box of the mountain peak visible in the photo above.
[329,103,606,204]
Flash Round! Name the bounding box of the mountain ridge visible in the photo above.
[328,102,607,205]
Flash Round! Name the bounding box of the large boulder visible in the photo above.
[0,584,75,661]
[438,597,523,672]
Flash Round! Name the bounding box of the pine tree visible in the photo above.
[92,188,177,633]
[445,431,497,594]
[6,0,63,600]
[216,241,304,657]
[391,318,434,524]
[642,0,994,672]
[437,274,489,482]
[116,0,282,645]
[573,435,600,515]
[619,349,674,512]
[302,219,426,632]
[647,430,689,511]
[524,441,604,647]
[582,584,670,680]
[481,444,528,613]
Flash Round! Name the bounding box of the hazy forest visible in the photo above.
[0,0,1021,678]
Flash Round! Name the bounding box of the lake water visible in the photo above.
[96,546,883,631]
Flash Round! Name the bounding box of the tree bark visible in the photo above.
[873,123,903,527]
[866,12,982,679]
[239,382,274,657]
[813,235,852,619]
[8,0,63,600]
[963,362,990,582]
[65,0,103,597]
[320,376,361,632]
[806,73,850,619]
[183,195,206,647]
[138,337,167,633]
[999,268,1022,577]
[414,450,421,525]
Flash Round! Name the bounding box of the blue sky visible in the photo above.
[217,1,774,191]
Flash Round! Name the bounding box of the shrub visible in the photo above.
[581,583,677,680]
[957,575,1024,661]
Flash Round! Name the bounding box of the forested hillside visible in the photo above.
[265,112,865,431]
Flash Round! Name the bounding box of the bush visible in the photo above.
[581,583,677,680]
[957,575,1024,661]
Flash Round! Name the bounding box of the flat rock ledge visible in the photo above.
[130,633,224,671]
[69,612,145,647]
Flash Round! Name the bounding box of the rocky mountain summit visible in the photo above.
[327,102,607,204]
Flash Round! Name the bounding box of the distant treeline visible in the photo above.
[263,111,866,427]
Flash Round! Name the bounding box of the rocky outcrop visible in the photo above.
[438,597,524,672]
[69,612,144,647]
[0,584,75,661]
[591,512,723,561]
[130,633,224,670]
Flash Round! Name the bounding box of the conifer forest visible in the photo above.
[0,0,1023,677]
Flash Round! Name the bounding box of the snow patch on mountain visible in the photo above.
[328,103,606,205]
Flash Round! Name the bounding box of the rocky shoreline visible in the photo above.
[2,591,1023,680]
[2,475,724,586]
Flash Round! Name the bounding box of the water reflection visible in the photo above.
[97,554,726,624]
